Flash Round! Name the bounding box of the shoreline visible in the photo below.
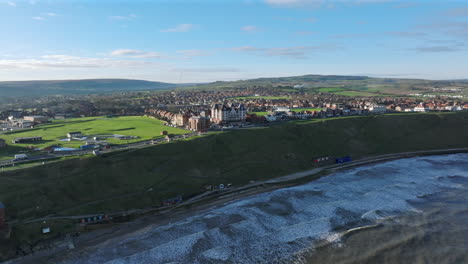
[5,148,468,263]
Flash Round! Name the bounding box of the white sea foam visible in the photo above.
[58,154,468,264]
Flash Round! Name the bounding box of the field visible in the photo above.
[0,116,187,158]
[249,112,270,116]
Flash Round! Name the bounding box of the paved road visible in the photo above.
[0,132,199,168]
[16,147,468,225]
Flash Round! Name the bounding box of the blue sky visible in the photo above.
[0,0,467,82]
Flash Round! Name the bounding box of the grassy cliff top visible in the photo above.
[1,112,468,221]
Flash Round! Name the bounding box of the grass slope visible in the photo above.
[1,112,468,221]
[0,116,187,158]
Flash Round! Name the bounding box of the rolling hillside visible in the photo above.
[0,79,181,97]
[188,74,468,97]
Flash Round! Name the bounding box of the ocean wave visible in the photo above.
[59,154,468,264]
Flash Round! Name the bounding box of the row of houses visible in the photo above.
[148,104,247,131]
[6,115,49,128]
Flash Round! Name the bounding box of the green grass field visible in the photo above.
[0,116,187,158]
[333,91,390,97]
[249,112,270,116]
[317,87,346,93]
[291,108,322,112]
[2,112,468,258]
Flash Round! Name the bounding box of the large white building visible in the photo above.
[367,104,387,113]
[211,103,246,124]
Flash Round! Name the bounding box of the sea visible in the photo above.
[45,154,468,263]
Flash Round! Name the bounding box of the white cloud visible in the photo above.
[32,13,58,21]
[172,67,243,73]
[231,45,336,59]
[241,25,260,33]
[265,0,394,7]
[110,14,136,20]
[0,55,153,69]
[160,24,194,33]
[7,1,16,7]
[110,49,163,59]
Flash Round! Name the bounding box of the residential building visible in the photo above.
[414,103,429,112]
[23,116,49,124]
[211,103,246,124]
[367,104,387,113]
[11,119,34,128]
[188,116,211,131]
[172,112,191,127]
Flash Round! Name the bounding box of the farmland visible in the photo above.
[0,116,187,159]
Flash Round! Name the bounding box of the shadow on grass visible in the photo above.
[112,127,136,131]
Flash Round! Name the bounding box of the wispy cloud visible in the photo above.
[295,31,316,35]
[0,55,153,69]
[172,67,243,73]
[333,31,427,39]
[176,49,211,58]
[231,44,336,59]
[110,49,163,59]
[409,45,464,53]
[265,0,396,8]
[32,13,58,21]
[241,25,260,33]
[385,31,427,37]
[160,24,194,33]
[6,1,16,7]
[419,21,468,39]
[110,14,136,20]
[442,6,468,17]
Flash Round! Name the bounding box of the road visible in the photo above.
[15,147,468,226]
[0,132,199,168]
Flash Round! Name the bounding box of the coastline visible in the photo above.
[5,148,468,264]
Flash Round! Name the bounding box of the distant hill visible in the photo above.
[2,74,468,98]
[187,74,468,97]
[0,79,181,97]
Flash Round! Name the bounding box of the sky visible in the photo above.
[0,0,467,83]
